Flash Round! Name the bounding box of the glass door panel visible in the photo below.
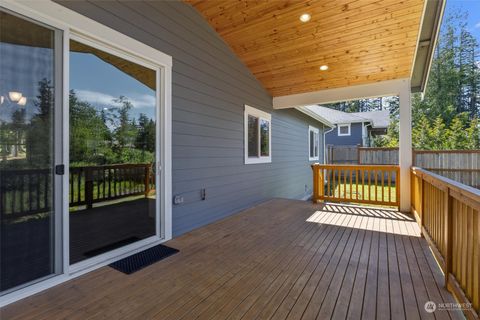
[69,38,157,264]
[0,10,59,293]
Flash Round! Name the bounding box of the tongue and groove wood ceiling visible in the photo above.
[186,0,425,97]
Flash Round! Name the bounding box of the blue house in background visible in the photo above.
[303,106,391,147]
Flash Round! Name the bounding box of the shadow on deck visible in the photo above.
[1,199,463,320]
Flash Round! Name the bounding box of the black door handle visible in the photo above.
[55,164,65,175]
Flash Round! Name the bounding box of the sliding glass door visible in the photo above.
[0,1,171,304]
[68,37,158,264]
[0,9,62,293]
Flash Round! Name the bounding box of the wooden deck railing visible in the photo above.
[411,167,479,319]
[0,163,154,221]
[70,163,154,209]
[0,168,52,219]
[311,164,400,208]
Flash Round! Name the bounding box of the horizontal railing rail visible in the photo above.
[411,167,479,319]
[69,163,154,209]
[0,163,154,221]
[311,164,400,208]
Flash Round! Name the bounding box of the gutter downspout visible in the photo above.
[323,124,335,164]
[363,122,372,147]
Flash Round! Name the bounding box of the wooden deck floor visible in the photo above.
[1,199,463,320]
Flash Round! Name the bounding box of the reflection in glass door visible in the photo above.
[69,38,158,264]
[0,10,61,293]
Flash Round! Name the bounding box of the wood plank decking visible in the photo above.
[0,199,463,320]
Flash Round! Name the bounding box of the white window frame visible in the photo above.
[337,123,351,136]
[244,105,271,164]
[0,0,172,307]
[308,126,320,161]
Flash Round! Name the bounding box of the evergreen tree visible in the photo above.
[369,8,480,150]
[26,78,53,167]
[135,113,155,153]
[69,90,111,165]
[112,96,137,151]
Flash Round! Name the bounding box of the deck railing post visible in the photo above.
[420,175,425,236]
[85,167,94,209]
[444,187,453,287]
[144,165,151,197]
[312,164,319,203]
[395,166,401,209]
[419,174,424,231]
[319,168,324,199]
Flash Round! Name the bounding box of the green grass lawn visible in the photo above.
[324,182,397,206]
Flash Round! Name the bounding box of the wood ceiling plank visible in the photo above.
[261,63,412,87]
[271,71,411,96]
[220,0,419,41]
[236,5,423,60]
[186,0,424,97]
[209,0,347,35]
[248,34,418,75]
[253,53,416,81]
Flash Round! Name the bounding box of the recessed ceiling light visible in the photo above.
[319,65,329,71]
[299,13,311,22]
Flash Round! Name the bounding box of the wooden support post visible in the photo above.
[399,78,412,212]
[356,144,361,164]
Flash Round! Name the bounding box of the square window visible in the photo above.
[338,124,351,136]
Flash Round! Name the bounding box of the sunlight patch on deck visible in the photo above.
[306,204,421,237]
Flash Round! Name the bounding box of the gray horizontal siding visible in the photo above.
[58,0,325,236]
[326,122,364,146]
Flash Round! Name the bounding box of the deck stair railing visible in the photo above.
[311,164,400,208]
[411,167,479,319]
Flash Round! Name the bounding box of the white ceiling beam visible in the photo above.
[273,78,410,109]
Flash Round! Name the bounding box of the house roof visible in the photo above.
[351,110,390,128]
[187,0,435,97]
[302,105,390,129]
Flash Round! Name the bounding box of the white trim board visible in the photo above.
[0,0,173,307]
[273,78,410,109]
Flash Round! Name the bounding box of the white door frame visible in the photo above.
[0,0,172,307]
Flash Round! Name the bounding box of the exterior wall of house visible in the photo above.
[325,122,363,147]
[57,0,326,236]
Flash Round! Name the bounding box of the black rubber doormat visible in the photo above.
[109,244,179,274]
